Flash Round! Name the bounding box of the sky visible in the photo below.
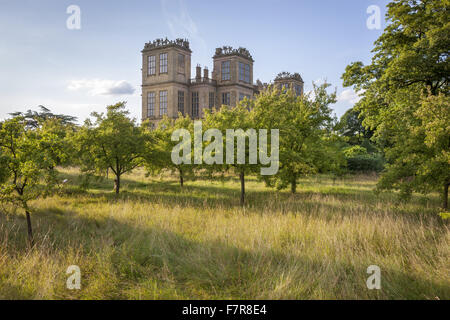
[0,0,390,123]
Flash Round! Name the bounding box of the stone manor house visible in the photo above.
[141,38,304,126]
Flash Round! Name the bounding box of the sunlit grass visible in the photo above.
[0,168,448,299]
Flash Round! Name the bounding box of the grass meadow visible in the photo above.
[0,168,448,299]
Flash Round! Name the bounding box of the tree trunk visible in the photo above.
[291,174,297,194]
[444,182,449,210]
[179,168,184,187]
[239,171,245,207]
[114,175,120,194]
[25,210,34,248]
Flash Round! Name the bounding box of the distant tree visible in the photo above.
[342,0,449,208]
[253,83,341,193]
[10,105,77,129]
[0,117,70,246]
[337,107,373,144]
[74,102,145,194]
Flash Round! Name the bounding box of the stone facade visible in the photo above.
[141,38,304,126]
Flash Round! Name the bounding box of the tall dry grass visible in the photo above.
[0,168,448,299]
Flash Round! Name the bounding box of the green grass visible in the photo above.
[0,168,448,299]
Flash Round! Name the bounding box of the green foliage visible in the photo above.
[0,117,69,205]
[336,107,374,144]
[346,154,384,173]
[9,105,77,129]
[439,211,450,220]
[142,114,195,187]
[0,116,70,244]
[342,0,449,207]
[203,104,258,205]
[343,145,368,158]
[73,102,145,194]
[253,83,343,193]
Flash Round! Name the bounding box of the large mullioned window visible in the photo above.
[159,91,168,115]
[192,92,199,118]
[178,54,185,74]
[178,91,185,115]
[222,92,230,106]
[239,62,250,83]
[147,92,155,116]
[148,56,155,76]
[160,53,168,73]
[209,92,215,109]
[221,61,230,80]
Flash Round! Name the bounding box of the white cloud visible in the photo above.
[161,0,206,51]
[337,88,362,105]
[67,79,135,96]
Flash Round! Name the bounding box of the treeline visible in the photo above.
[0,83,349,245]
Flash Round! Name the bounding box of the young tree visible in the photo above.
[253,84,340,193]
[0,117,69,246]
[203,104,258,206]
[342,0,449,208]
[142,114,195,187]
[74,102,145,194]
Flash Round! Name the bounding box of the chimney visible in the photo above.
[203,67,209,79]
[196,64,201,80]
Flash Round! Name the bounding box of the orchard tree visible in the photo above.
[253,84,341,193]
[203,103,258,206]
[0,117,70,246]
[342,0,449,208]
[142,114,195,187]
[75,102,145,194]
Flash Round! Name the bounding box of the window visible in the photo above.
[282,83,290,91]
[209,92,215,109]
[222,92,230,106]
[147,92,155,117]
[295,85,302,96]
[221,61,230,80]
[148,56,156,76]
[239,62,250,83]
[178,54,185,74]
[178,91,185,115]
[159,53,168,73]
[192,92,199,118]
[239,93,250,101]
[159,91,168,115]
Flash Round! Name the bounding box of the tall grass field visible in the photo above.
[0,168,448,299]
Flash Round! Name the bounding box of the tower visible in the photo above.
[212,46,255,107]
[141,38,192,127]
[273,72,304,96]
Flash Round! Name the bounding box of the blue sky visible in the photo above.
[0,0,390,122]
